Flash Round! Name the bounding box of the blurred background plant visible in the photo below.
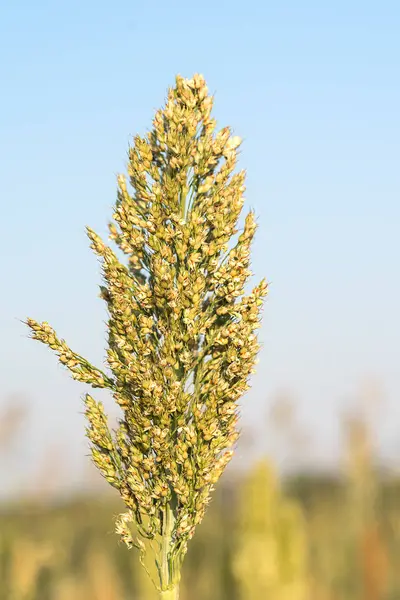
[1,386,399,600]
[232,460,309,600]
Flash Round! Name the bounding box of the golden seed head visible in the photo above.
[26,74,267,574]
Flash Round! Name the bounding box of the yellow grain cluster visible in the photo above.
[26,74,266,595]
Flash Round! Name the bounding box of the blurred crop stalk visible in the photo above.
[343,408,389,600]
[233,459,309,600]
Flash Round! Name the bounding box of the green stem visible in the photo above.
[161,504,173,586]
[160,584,179,600]
[159,503,180,598]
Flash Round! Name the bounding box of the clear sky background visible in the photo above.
[0,0,399,495]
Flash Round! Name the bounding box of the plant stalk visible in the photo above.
[159,503,180,600]
[160,585,179,600]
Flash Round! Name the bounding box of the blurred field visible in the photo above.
[1,401,400,600]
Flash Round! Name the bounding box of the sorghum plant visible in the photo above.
[233,460,308,600]
[26,74,267,599]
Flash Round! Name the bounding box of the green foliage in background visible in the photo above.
[1,461,400,600]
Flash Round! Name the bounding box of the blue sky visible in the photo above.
[0,0,399,492]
